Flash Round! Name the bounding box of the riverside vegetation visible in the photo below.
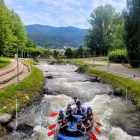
[0,60,45,136]
[46,59,140,110]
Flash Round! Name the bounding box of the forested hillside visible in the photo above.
[26,25,87,48]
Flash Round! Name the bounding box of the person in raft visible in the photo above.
[79,115,91,131]
[71,97,78,105]
[64,104,73,122]
[73,120,86,136]
[75,101,83,114]
[57,110,64,124]
[84,107,94,115]
[87,110,94,123]
[58,117,70,135]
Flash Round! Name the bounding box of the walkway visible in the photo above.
[0,59,31,90]
[84,61,140,82]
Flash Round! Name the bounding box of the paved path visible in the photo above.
[0,59,31,90]
[84,61,140,82]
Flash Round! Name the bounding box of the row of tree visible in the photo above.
[84,1,140,67]
[65,45,90,58]
[0,0,41,57]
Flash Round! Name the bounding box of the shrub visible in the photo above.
[109,49,127,62]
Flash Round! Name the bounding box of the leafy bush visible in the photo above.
[109,49,127,62]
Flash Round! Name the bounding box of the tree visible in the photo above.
[84,4,124,56]
[123,0,140,67]
[64,48,73,58]
[0,1,13,56]
[53,50,59,56]
[77,45,84,58]
[111,24,126,50]
[43,50,52,55]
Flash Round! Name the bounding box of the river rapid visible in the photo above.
[2,62,140,140]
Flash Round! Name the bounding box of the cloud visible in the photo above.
[4,0,126,29]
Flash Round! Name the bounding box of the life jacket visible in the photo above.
[66,107,72,115]
[87,114,92,121]
[61,121,68,130]
[58,114,64,120]
[84,119,90,127]
[77,124,84,132]
[74,99,79,106]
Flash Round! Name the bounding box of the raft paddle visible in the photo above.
[94,126,101,134]
[48,123,69,136]
[48,130,57,136]
[49,123,57,130]
[51,113,58,117]
[89,130,97,139]
[95,121,102,127]
[77,129,98,140]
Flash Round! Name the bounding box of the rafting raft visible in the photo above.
[54,107,93,140]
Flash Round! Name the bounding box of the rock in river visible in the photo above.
[0,114,12,124]
[17,123,34,133]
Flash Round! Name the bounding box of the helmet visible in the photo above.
[85,115,88,118]
[74,97,77,99]
[68,103,71,106]
[59,110,63,114]
[87,107,91,110]
[77,120,80,123]
[63,117,66,121]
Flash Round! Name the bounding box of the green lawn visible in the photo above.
[0,57,14,68]
[137,68,140,71]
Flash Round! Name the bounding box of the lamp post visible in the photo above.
[17,47,19,82]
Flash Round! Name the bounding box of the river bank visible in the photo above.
[0,60,45,136]
[47,59,140,110]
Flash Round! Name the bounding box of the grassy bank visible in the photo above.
[0,57,14,68]
[0,60,45,135]
[49,59,140,108]
[38,57,107,62]
[77,62,140,108]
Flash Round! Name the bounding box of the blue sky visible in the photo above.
[5,0,126,29]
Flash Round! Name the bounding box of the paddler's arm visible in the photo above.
[64,108,67,112]
[73,124,77,129]
[71,108,74,112]
[58,123,62,130]
[90,115,94,123]
[79,118,85,122]
[57,115,59,121]
[82,125,86,135]
[86,120,91,129]
[67,123,70,127]
[57,115,62,122]
[84,110,87,115]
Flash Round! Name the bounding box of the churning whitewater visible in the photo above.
[2,62,140,140]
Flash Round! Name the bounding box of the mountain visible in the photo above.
[25,24,88,49]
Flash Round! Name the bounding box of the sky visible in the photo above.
[5,0,126,29]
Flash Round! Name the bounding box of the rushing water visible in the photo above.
[2,62,140,140]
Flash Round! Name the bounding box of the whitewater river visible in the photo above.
[2,62,140,140]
